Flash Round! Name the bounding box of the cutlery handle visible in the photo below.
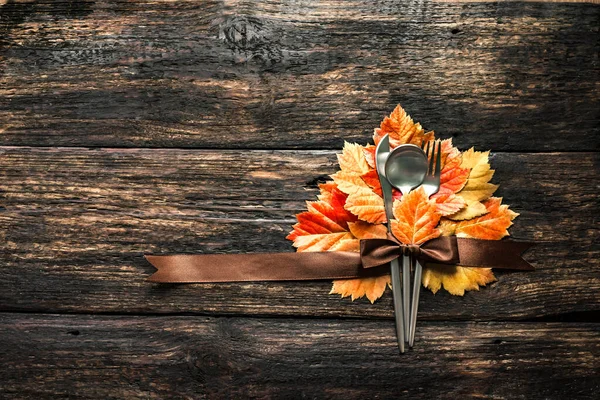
[409,260,423,347]
[402,255,411,341]
[390,258,405,353]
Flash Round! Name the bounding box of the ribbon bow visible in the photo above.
[360,234,460,269]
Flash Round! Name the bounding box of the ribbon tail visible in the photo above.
[502,241,536,270]
[456,239,535,270]
[146,255,163,282]
[145,252,385,283]
[146,255,202,283]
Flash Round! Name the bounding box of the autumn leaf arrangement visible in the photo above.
[287,105,519,303]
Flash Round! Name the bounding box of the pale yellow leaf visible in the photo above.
[438,219,457,236]
[456,147,498,204]
[337,142,370,175]
[331,171,371,195]
[422,265,496,296]
[447,200,488,221]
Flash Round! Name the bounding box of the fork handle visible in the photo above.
[390,258,405,353]
[409,259,423,347]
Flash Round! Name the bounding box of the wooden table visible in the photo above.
[1,1,599,398]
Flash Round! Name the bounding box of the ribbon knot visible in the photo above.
[403,244,421,257]
[359,234,460,269]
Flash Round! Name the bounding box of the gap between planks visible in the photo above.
[0,145,599,154]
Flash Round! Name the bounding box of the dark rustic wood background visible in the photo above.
[1,0,599,398]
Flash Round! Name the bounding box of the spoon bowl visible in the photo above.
[384,144,428,195]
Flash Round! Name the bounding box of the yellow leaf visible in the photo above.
[337,142,370,175]
[438,218,457,236]
[422,265,496,296]
[456,148,498,204]
[331,170,370,195]
[447,200,488,221]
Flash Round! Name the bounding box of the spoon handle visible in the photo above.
[402,255,411,341]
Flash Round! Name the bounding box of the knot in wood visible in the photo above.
[220,16,272,52]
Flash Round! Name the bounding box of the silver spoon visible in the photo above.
[384,144,428,341]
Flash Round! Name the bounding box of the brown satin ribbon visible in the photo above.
[146,236,534,283]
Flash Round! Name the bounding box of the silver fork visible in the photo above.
[409,140,441,347]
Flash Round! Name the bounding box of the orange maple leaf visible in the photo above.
[330,276,391,303]
[390,188,441,245]
[373,105,435,148]
[286,184,357,250]
[436,140,469,195]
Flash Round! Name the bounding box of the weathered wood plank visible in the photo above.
[0,147,597,319]
[1,0,598,150]
[0,313,598,399]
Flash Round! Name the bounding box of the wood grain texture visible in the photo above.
[0,147,597,319]
[1,0,598,150]
[0,313,598,399]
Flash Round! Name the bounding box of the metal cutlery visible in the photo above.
[384,144,428,341]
